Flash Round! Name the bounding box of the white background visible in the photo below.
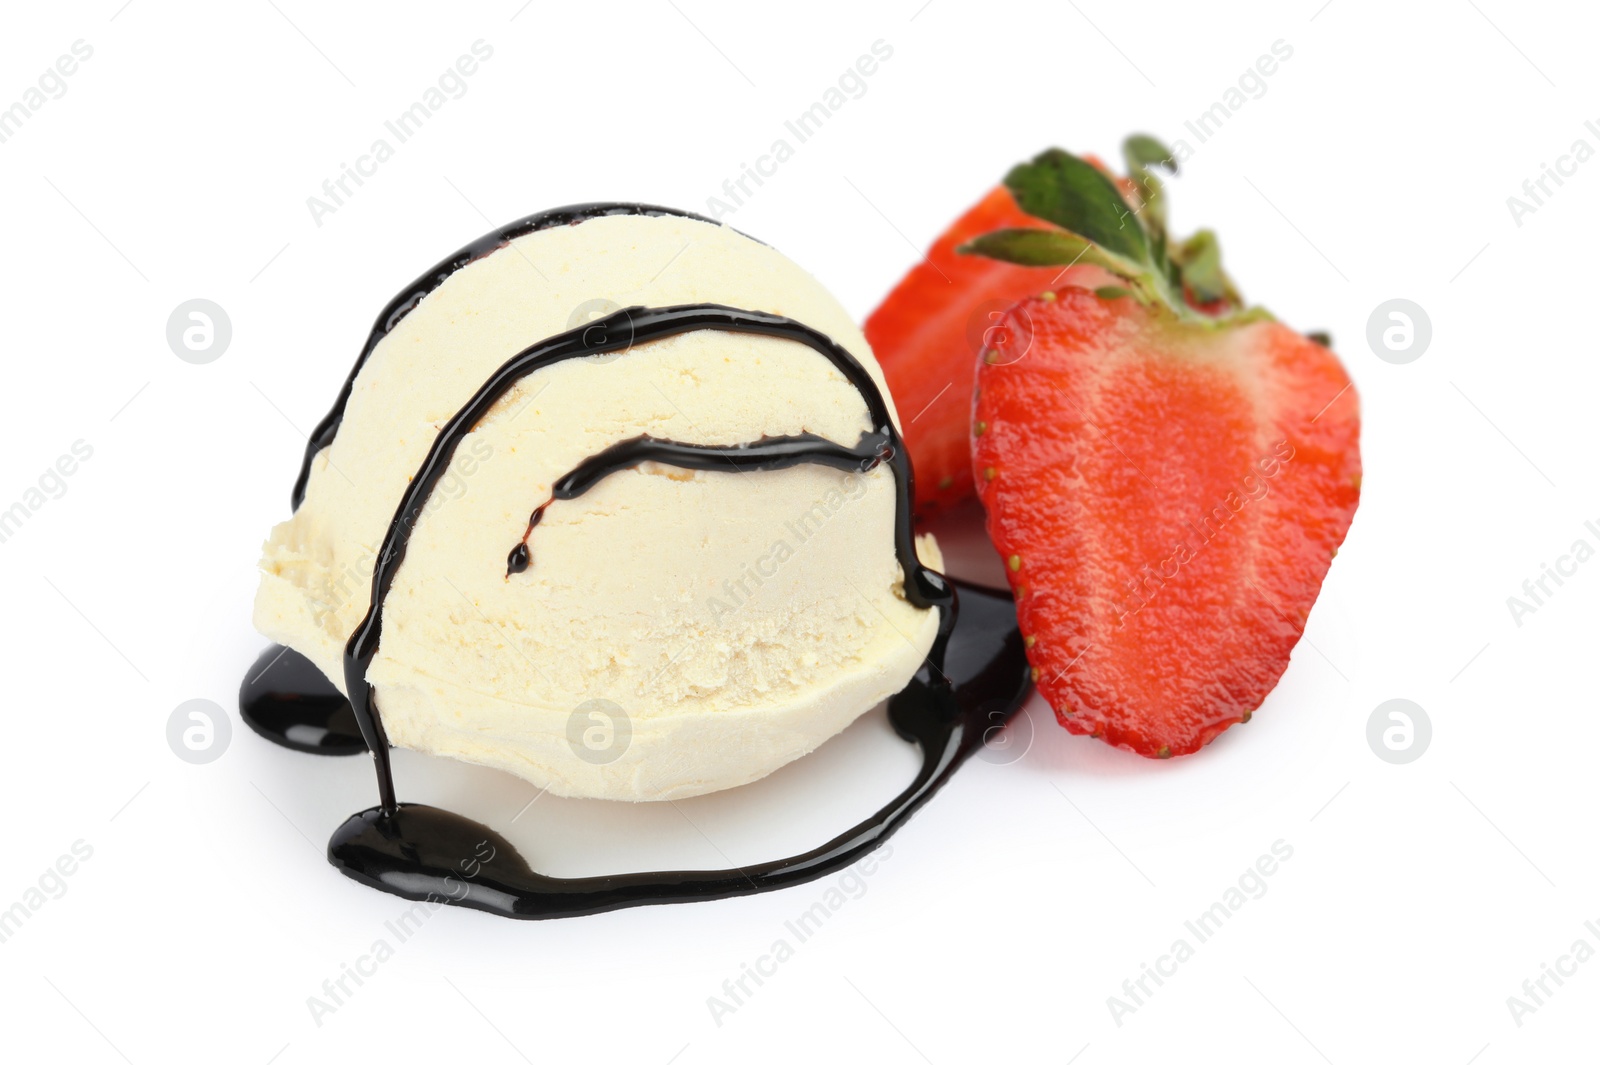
[1,1,1595,1062]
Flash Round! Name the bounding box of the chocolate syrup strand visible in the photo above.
[504,431,889,577]
[344,304,951,817]
[291,203,727,509]
[328,578,1029,920]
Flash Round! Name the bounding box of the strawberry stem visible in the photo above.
[956,137,1246,322]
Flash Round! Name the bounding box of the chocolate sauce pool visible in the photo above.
[242,204,1032,920]
[240,645,364,755]
[330,578,1025,920]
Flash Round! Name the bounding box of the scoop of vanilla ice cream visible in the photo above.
[253,212,942,801]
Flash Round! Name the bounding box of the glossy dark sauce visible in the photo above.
[329,579,1027,920]
[506,430,890,577]
[239,644,364,755]
[291,203,722,510]
[342,305,950,816]
[244,203,1032,920]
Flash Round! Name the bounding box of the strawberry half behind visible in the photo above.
[866,179,1127,522]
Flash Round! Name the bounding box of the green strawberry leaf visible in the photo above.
[1003,148,1149,265]
[957,229,1137,276]
[1151,227,1178,288]
[1123,134,1178,175]
[1170,229,1240,305]
[960,137,1259,322]
[1122,134,1178,242]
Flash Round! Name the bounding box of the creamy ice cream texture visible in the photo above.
[254,212,942,801]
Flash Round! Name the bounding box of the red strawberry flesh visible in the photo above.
[972,288,1360,757]
[866,187,1114,521]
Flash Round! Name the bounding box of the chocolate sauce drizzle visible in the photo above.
[342,305,950,816]
[290,203,722,510]
[506,430,891,576]
[330,578,1026,920]
[244,203,1033,920]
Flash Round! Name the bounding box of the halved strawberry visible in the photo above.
[865,160,1142,521]
[967,146,1360,757]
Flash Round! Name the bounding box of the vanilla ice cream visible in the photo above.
[254,208,942,801]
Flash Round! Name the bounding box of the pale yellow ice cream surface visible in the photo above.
[254,213,940,800]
